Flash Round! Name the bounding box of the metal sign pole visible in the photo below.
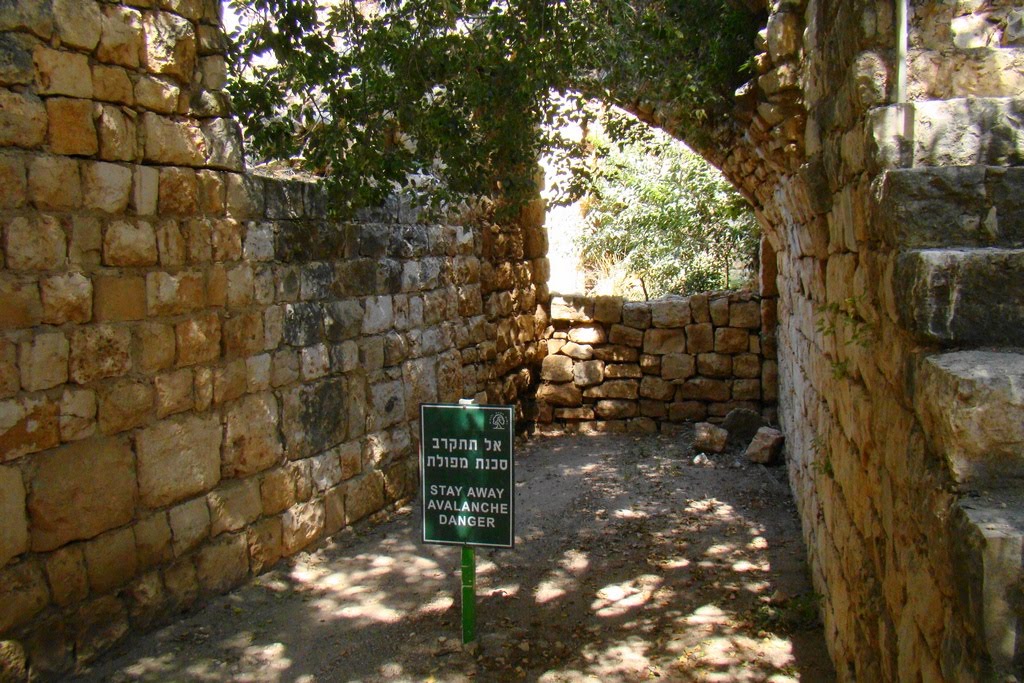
[461,545,476,644]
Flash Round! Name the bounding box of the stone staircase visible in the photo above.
[877,98,1024,677]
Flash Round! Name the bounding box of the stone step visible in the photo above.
[896,248,1024,346]
[914,350,1024,485]
[877,167,1024,249]
[871,97,1024,169]
[951,490,1024,677]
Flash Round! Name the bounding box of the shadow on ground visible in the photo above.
[77,432,835,682]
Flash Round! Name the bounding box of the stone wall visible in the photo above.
[533,291,777,434]
[0,1,545,677]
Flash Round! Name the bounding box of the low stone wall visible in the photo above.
[533,291,777,434]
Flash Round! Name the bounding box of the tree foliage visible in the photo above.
[577,109,760,298]
[226,0,762,215]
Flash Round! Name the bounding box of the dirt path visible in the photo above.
[77,432,835,682]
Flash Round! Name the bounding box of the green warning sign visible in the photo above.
[420,403,515,548]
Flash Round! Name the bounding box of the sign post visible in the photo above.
[420,402,514,644]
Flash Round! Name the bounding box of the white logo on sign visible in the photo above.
[489,413,507,430]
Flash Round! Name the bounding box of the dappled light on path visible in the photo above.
[78,433,833,682]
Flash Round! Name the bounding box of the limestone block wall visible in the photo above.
[0,1,545,677]
[532,291,777,434]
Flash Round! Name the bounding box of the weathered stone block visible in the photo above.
[568,325,606,345]
[33,46,92,97]
[733,353,761,378]
[595,399,638,420]
[283,302,322,347]
[536,382,582,407]
[163,558,198,610]
[136,76,180,116]
[622,302,651,329]
[574,360,605,387]
[678,378,730,402]
[0,465,28,566]
[369,379,405,431]
[583,380,639,400]
[684,323,714,354]
[83,162,133,213]
[197,532,249,594]
[98,379,152,434]
[551,296,592,322]
[208,479,262,537]
[142,112,204,166]
[0,260,33,331]
[715,327,750,354]
[609,324,644,347]
[605,363,642,379]
[0,395,59,460]
[5,215,66,271]
[260,467,295,516]
[541,354,573,382]
[346,470,385,524]
[83,526,137,593]
[70,325,131,384]
[134,513,172,569]
[142,10,196,83]
[640,376,675,401]
[651,297,691,328]
[560,341,593,360]
[669,401,706,422]
[283,499,325,554]
[709,297,730,326]
[553,406,595,420]
[0,561,49,634]
[28,436,135,551]
[45,544,87,607]
[28,155,81,210]
[46,97,98,156]
[226,264,253,308]
[248,516,283,574]
[224,392,282,477]
[733,379,761,401]
[762,360,778,401]
[662,353,696,380]
[0,152,26,209]
[223,311,263,358]
[59,387,95,442]
[644,329,686,355]
[41,273,92,324]
[97,5,142,67]
[137,415,221,508]
[103,220,158,267]
[168,496,210,558]
[176,313,221,366]
[730,301,761,329]
[93,67,133,106]
[93,275,146,322]
[592,345,639,362]
[697,353,733,378]
[154,369,192,419]
[593,295,623,323]
[0,90,46,149]
[745,427,784,464]
[18,331,69,392]
[0,340,16,398]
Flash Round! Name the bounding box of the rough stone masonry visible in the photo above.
[3,0,1024,681]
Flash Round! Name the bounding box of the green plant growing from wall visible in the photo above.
[815,295,873,380]
[226,0,763,216]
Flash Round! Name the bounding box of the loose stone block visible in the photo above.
[644,329,686,355]
[33,46,92,98]
[28,155,80,210]
[45,544,88,607]
[662,353,696,380]
[536,382,582,407]
[154,369,192,418]
[694,422,728,453]
[715,327,750,354]
[208,479,262,537]
[595,399,638,419]
[678,378,731,402]
[137,414,222,508]
[0,396,59,460]
[574,360,605,387]
[83,526,137,593]
[541,354,573,382]
[98,379,153,434]
[282,499,325,554]
[698,353,733,378]
[0,465,28,566]
[223,392,282,477]
[175,313,221,366]
[640,376,675,401]
[93,275,146,321]
[70,325,131,384]
[5,215,66,271]
[41,273,92,325]
[46,97,98,156]
[622,302,651,329]
[685,323,714,354]
[103,220,158,266]
[18,332,69,392]
[0,561,49,634]
[746,427,785,464]
[58,387,96,440]
[168,497,209,556]
[568,325,606,345]
[28,436,135,551]
[609,324,644,347]
[0,90,46,150]
[651,297,691,328]
[82,162,132,213]
[584,380,639,400]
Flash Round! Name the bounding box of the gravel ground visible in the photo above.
[77,431,835,682]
